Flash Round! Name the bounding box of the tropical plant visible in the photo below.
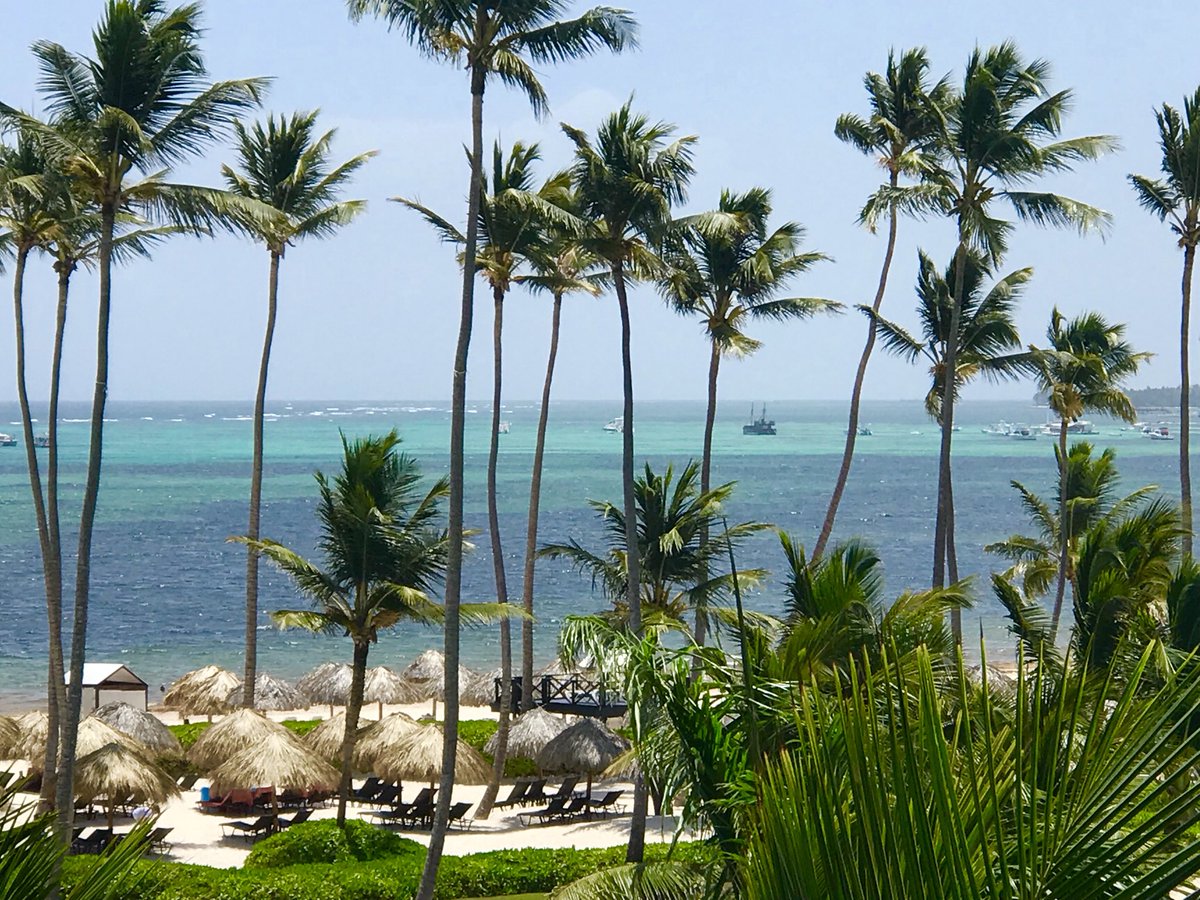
[236,431,454,826]
[221,110,374,708]
[660,186,837,652]
[343,6,634,891]
[3,0,268,830]
[1025,309,1148,639]
[518,185,604,709]
[879,43,1115,600]
[1129,87,1200,554]
[815,47,951,561]
[396,140,568,817]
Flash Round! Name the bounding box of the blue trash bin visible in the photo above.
[199,786,210,802]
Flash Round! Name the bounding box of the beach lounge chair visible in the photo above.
[220,815,276,842]
[547,776,579,803]
[559,796,589,821]
[146,826,174,854]
[278,809,312,830]
[0,772,12,789]
[517,796,566,826]
[365,804,411,828]
[350,777,382,805]
[521,778,548,806]
[403,795,436,828]
[71,828,112,854]
[176,774,198,791]
[586,790,625,818]
[447,801,473,831]
[493,781,529,809]
[372,784,399,808]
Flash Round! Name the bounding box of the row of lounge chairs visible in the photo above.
[516,790,625,826]
[70,826,174,855]
[220,809,312,843]
[495,776,579,810]
[198,786,330,815]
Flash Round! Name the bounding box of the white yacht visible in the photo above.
[0,433,15,447]
[1147,424,1174,441]
[982,422,1013,436]
[603,416,624,434]
[1009,424,1037,441]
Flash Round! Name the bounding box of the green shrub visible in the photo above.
[280,719,321,738]
[245,820,423,869]
[167,722,211,750]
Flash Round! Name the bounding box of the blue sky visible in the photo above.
[0,1,1196,403]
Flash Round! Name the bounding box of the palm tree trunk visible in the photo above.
[691,340,721,671]
[478,284,511,821]
[41,258,72,813]
[520,292,563,710]
[1180,242,1195,557]
[337,638,369,826]
[244,249,281,708]
[933,238,968,643]
[56,201,116,837]
[814,178,900,561]
[1050,419,1071,640]
[418,43,485,900]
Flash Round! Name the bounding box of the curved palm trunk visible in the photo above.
[56,201,116,835]
[244,250,282,708]
[1050,419,1071,640]
[41,259,72,812]
[337,638,369,826]
[814,178,900,561]
[419,51,485,900]
[478,284,511,820]
[692,340,721,669]
[1180,242,1195,557]
[520,292,563,710]
[614,260,648,862]
[934,238,968,641]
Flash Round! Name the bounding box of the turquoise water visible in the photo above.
[0,398,1185,711]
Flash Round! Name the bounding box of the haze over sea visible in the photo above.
[0,397,1183,712]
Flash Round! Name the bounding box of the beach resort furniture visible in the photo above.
[517,796,567,825]
[176,774,198,791]
[349,776,383,805]
[547,775,579,803]
[0,772,12,789]
[372,784,399,808]
[521,777,548,806]
[558,796,589,820]
[277,809,312,830]
[71,828,112,854]
[147,826,174,854]
[401,792,436,828]
[586,789,625,818]
[197,788,254,814]
[493,780,529,809]
[220,814,277,842]
[447,801,473,831]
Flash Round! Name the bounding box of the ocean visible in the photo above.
[0,398,1184,712]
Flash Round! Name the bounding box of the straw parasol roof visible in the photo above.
[90,702,183,756]
[162,666,241,716]
[305,712,365,762]
[363,667,422,705]
[460,668,501,707]
[0,715,20,758]
[188,708,297,770]
[208,729,339,797]
[75,741,179,830]
[352,712,421,772]
[296,662,353,705]
[402,650,445,682]
[368,723,491,786]
[485,707,569,760]
[537,717,629,776]
[226,674,307,711]
[11,713,135,768]
[12,711,48,764]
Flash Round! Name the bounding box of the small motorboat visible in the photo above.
[1148,424,1174,441]
[0,433,15,447]
[603,416,624,434]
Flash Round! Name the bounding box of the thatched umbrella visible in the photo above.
[537,716,630,799]
[208,729,339,818]
[162,666,240,719]
[226,674,307,712]
[369,722,490,788]
[296,662,352,704]
[485,707,569,761]
[12,711,48,764]
[405,655,479,717]
[187,708,297,770]
[352,712,421,775]
[304,712,366,763]
[364,666,422,708]
[0,715,21,759]
[90,702,183,757]
[10,713,134,768]
[75,741,179,831]
[460,668,500,707]
[402,649,445,682]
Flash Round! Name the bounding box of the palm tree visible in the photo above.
[886,44,1115,601]
[1026,309,1148,640]
[221,111,374,709]
[518,188,604,709]
[238,431,452,826]
[1129,88,1200,555]
[5,0,269,830]
[343,7,634,889]
[814,48,951,561]
[660,187,837,653]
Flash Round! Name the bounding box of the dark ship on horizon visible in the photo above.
[743,403,777,436]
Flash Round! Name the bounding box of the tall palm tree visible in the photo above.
[884,44,1115,603]
[238,431,452,826]
[661,186,836,653]
[1026,309,1148,639]
[343,7,633,889]
[221,111,374,709]
[518,188,604,709]
[1129,87,1200,555]
[814,48,950,561]
[5,0,269,831]
[397,140,566,818]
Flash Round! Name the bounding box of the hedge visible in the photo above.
[245,820,424,869]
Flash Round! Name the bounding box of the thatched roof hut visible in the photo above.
[364,667,422,705]
[226,674,307,711]
[304,712,365,763]
[90,702,182,757]
[368,723,490,786]
[537,717,630,797]
[162,666,240,717]
[12,713,132,768]
[296,662,353,706]
[187,708,296,770]
[75,741,179,830]
[352,712,421,773]
[12,711,48,764]
[460,669,500,707]
[0,715,20,758]
[402,650,445,682]
[485,707,569,760]
[208,730,339,798]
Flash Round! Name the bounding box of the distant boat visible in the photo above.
[33,435,50,448]
[858,425,873,436]
[743,403,777,436]
[1040,418,1097,436]
[1147,424,1174,441]
[0,433,15,447]
[1009,424,1037,441]
[498,421,510,435]
[981,421,1013,436]
[604,416,624,434]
